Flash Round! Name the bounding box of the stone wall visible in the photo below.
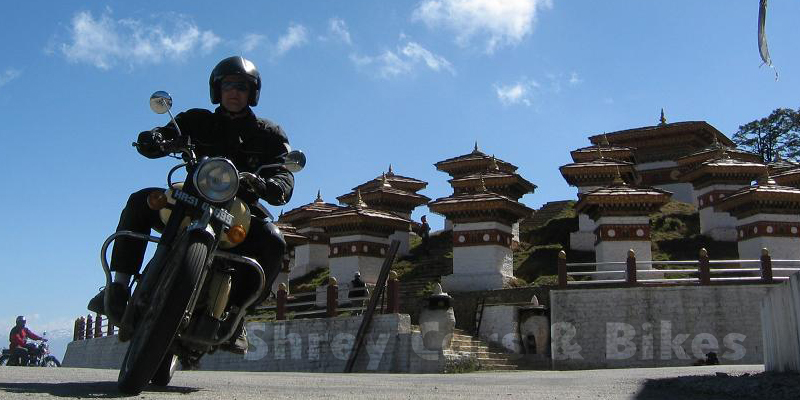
[550,285,773,370]
[62,314,447,373]
[761,273,800,373]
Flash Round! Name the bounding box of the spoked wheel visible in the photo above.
[43,357,61,367]
[117,240,207,395]
[150,353,179,386]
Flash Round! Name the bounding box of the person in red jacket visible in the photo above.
[8,316,45,366]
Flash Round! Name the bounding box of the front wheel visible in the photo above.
[150,353,178,386]
[117,240,207,394]
[42,356,61,367]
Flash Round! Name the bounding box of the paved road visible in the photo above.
[0,365,771,399]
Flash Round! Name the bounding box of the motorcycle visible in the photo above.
[100,91,305,394]
[0,333,61,367]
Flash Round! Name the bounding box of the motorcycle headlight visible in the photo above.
[193,158,239,203]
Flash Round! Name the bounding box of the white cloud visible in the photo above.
[494,80,538,106]
[412,0,553,53]
[0,68,21,88]
[242,33,267,52]
[569,71,583,85]
[326,18,352,45]
[402,42,455,74]
[59,10,220,70]
[352,41,454,79]
[274,24,308,57]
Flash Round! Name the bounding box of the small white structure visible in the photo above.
[311,192,410,285]
[560,154,637,252]
[279,192,343,279]
[716,177,800,276]
[679,151,766,242]
[574,176,671,279]
[429,178,532,291]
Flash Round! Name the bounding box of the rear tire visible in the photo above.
[150,353,178,386]
[117,240,207,394]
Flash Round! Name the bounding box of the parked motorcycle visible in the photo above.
[0,333,61,367]
[101,91,304,394]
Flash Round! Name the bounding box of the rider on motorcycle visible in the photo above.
[9,316,46,365]
[88,56,293,354]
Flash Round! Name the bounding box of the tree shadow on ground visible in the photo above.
[634,372,799,400]
[0,381,200,398]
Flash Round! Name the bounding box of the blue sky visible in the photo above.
[1,0,799,359]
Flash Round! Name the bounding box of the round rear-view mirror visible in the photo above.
[149,91,173,114]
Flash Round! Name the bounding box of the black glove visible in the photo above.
[239,172,286,205]
[136,131,165,159]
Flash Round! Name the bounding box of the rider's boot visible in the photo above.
[87,282,130,321]
[219,320,248,355]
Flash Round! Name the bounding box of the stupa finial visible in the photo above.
[381,172,391,187]
[355,189,367,209]
[473,141,480,154]
[612,166,626,186]
[315,189,323,203]
[660,108,667,125]
[387,164,394,176]
[601,133,610,147]
[488,155,499,171]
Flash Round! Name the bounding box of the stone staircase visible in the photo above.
[448,329,519,371]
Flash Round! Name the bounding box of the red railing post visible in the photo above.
[94,314,103,338]
[698,248,710,285]
[85,314,94,339]
[387,271,399,314]
[277,283,287,320]
[327,277,338,317]
[626,249,637,286]
[761,248,773,283]
[558,250,567,289]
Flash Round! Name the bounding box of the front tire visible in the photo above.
[117,240,207,394]
[42,356,61,367]
[150,353,178,386]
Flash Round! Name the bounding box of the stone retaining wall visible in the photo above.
[63,314,447,373]
[550,285,773,369]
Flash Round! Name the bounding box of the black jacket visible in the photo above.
[143,106,294,206]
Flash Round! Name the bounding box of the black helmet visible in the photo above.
[15,316,25,327]
[209,56,261,107]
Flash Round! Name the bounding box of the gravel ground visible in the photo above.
[0,365,797,399]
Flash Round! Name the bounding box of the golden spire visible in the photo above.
[315,189,323,203]
[472,141,480,154]
[612,166,626,186]
[381,172,391,187]
[488,155,499,171]
[660,108,667,125]
[355,189,367,209]
[387,164,394,176]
